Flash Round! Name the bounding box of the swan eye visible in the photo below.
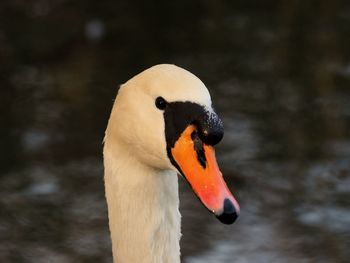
[155,96,167,110]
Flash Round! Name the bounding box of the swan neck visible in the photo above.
[104,140,181,263]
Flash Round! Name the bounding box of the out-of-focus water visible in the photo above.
[1,1,350,262]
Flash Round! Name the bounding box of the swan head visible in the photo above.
[106,64,240,224]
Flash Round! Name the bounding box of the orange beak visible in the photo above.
[171,125,240,224]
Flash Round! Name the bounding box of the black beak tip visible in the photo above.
[215,199,239,225]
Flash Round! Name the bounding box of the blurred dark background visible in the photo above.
[1,1,350,262]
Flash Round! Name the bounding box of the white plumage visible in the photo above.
[104,64,223,263]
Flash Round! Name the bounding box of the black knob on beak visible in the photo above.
[195,111,224,146]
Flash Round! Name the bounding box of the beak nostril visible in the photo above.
[191,130,207,169]
[190,130,197,140]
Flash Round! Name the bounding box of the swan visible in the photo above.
[103,64,240,263]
